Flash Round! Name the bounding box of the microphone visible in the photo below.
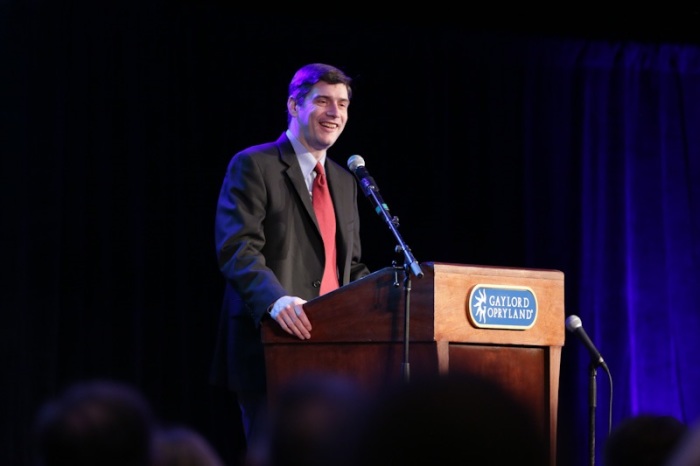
[347,154,423,279]
[566,315,607,369]
[346,155,392,218]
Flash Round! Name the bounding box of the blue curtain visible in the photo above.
[523,40,700,464]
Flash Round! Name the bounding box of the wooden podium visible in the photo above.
[261,261,565,465]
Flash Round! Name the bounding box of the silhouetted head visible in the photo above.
[33,379,157,466]
[352,373,549,466]
[605,414,687,466]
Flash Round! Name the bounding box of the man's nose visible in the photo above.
[326,102,342,116]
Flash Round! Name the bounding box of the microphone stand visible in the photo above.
[365,188,423,383]
[365,189,423,279]
[588,361,597,466]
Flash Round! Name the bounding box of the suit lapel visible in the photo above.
[276,134,321,233]
[325,161,348,230]
[276,133,350,258]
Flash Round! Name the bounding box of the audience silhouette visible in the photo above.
[244,372,367,466]
[32,379,227,466]
[665,418,700,466]
[604,413,687,466]
[245,371,547,466]
[351,372,549,466]
[153,425,226,466]
[32,379,157,466]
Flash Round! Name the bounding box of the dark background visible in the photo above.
[4,5,700,466]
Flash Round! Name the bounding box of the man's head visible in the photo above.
[33,379,157,466]
[288,63,353,114]
[287,63,353,155]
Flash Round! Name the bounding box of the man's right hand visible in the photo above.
[268,296,311,340]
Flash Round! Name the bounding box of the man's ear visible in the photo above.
[287,97,298,116]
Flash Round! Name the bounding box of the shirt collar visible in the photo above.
[286,129,326,177]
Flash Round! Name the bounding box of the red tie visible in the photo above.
[312,162,339,295]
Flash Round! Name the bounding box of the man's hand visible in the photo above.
[269,296,311,340]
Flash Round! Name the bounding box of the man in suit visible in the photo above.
[210,63,371,451]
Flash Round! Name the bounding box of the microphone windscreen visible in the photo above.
[565,315,583,332]
[347,155,365,172]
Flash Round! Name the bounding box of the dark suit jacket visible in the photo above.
[210,132,370,392]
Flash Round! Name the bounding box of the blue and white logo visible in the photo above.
[468,284,537,330]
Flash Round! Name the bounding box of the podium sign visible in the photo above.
[261,261,564,466]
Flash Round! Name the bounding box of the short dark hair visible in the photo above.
[287,63,352,123]
[33,379,157,466]
[604,414,687,466]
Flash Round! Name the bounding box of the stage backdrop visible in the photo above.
[3,7,700,466]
